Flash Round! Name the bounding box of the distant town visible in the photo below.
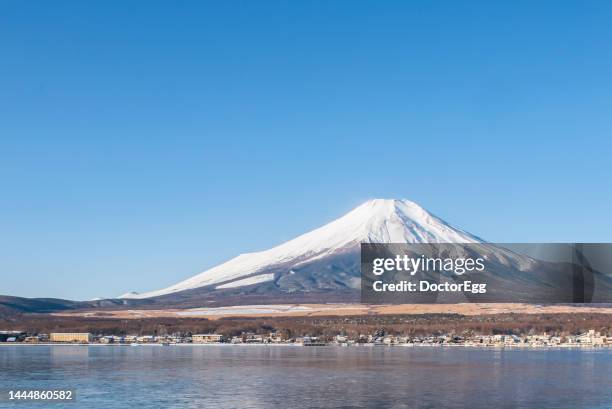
[1,329,611,348]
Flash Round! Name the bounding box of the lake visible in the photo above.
[1,345,611,408]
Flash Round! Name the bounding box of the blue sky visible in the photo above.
[1,1,611,300]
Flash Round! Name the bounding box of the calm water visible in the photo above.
[1,345,611,408]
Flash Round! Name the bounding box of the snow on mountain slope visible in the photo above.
[121,199,483,299]
[215,273,276,289]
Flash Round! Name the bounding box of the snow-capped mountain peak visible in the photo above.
[121,199,481,299]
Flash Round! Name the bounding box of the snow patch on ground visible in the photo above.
[176,304,361,316]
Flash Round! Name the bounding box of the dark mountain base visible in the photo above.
[124,286,361,309]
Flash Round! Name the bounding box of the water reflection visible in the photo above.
[0,346,611,409]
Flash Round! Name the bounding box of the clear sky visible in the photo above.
[1,1,611,300]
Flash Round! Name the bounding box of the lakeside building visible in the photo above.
[50,333,92,343]
[0,331,26,342]
[576,330,605,346]
[136,335,156,343]
[24,334,48,343]
[192,334,225,343]
[228,332,286,344]
[268,332,283,343]
[296,336,325,346]
[241,332,264,343]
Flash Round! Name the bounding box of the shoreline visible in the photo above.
[2,343,610,350]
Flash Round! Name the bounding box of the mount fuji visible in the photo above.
[120,199,487,304]
[115,198,612,307]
